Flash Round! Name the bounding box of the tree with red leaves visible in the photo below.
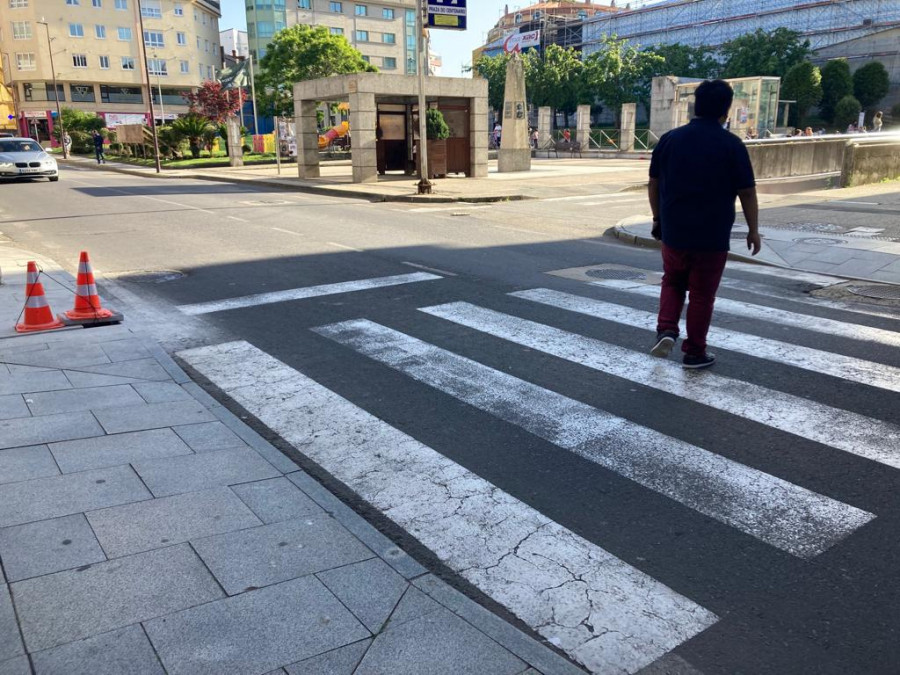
[182,81,246,124]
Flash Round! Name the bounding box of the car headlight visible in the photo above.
[43,159,56,167]
[0,161,12,169]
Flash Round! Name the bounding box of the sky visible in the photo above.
[218,0,509,77]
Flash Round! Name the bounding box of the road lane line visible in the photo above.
[315,320,873,558]
[401,261,458,276]
[176,272,441,316]
[177,339,719,675]
[591,279,900,349]
[270,227,303,236]
[542,193,640,202]
[724,261,844,286]
[326,241,364,252]
[512,288,900,393]
[421,302,900,469]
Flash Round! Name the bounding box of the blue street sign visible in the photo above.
[427,0,466,30]
[6,115,13,120]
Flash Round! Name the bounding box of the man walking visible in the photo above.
[648,79,761,369]
[91,131,106,164]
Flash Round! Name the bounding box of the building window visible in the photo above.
[383,56,396,69]
[174,2,183,15]
[101,84,141,103]
[355,29,368,41]
[180,59,189,73]
[148,58,167,76]
[115,0,127,9]
[382,7,393,19]
[206,64,212,79]
[92,0,102,6]
[66,0,79,5]
[577,10,587,20]
[15,52,35,71]
[69,23,85,37]
[330,27,343,35]
[144,30,164,47]
[95,24,106,38]
[532,10,542,19]
[11,21,31,39]
[382,32,395,44]
[256,22,274,37]
[176,31,186,45]
[204,39,209,51]
[71,84,95,102]
[514,13,521,23]
[121,56,135,69]
[23,83,65,101]
[329,1,342,12]
[140,0,162,18]
[196,36,200,47]
[9,0,28,7]
[117,26,131,40]
[72,54,88,68]
[361,55,369,63]
[298,0,310,7]
[354,4,366,15]
[246,23,254,38]
[99,54,109,68]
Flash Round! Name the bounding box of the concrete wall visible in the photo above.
[842,141,900,187]
[745,137,847,180]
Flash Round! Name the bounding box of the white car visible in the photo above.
[0,137,59,182]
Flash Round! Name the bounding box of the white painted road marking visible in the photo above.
[178,340,719,675]
[515,288,900,393]
[592,279,900,349]
[176,272,441,316]
[724,261,844,286]
[401,261,458,277]
[421,302,900,468]
[542,193,641,202]
[315,319,873,558]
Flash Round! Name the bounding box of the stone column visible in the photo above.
[538,106,552,151]
[620,102,637,152]
[296,99,320,179]
[226,116,243,167]
[349,91,377,183]
[498,53,531,172]
[470,94,489,178]
[576,104,591,148]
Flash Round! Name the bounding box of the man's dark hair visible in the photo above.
[694,79,734,120]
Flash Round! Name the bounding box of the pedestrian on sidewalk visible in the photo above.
[647,79,761,369]
[91,131,106,164]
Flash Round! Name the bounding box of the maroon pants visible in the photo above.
[656,244,728,356]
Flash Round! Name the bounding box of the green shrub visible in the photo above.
[425,108,450,140]
[834,95,862,129]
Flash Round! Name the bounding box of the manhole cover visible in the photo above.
[784,223,846,233]
[792,237,848,246]
[117,270,186,283]
[847,284,900,300]
[586,267,647,281]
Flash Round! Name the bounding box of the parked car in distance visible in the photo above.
[0,137,59,182]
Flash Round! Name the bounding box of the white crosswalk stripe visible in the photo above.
[420,301,900,468]
[591,278,900,349]
[514,288,900,393]
[314,319,873,559]
[177,340,719,675]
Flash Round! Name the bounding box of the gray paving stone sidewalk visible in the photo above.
[0,263,582,673]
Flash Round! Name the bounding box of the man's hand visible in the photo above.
[747,231,762,256]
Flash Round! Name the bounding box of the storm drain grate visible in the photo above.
[792,237,848,246]
[585,267,648,281]
[116,270,187,283]
[848,284,900,300]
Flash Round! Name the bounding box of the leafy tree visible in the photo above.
[721,28,810,79]
[257,25,376,116]
[834,95,862,130]
[819,59,853,123]
[523,45,584,122]
[852,61,890,110]
[472,53,511,116]
[646,43,719,79]
[171,113,214,158]
[581,35,664,125]
[183,81,245,124]
[781,61,823,127]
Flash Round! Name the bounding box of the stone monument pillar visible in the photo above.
[537,106,552,152]
[576,104,591,148]
[620,103,637,152]
[498,53,531,172]
[296,99,320,178]
[226,116,243,167]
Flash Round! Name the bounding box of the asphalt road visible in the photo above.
[3,165,900,674]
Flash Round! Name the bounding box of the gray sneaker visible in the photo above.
[650,332,678,358]
[683,353,716,369]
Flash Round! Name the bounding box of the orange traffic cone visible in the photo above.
[15,262,65,333]
[61,251,122,325]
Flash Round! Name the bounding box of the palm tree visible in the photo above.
[171,113,214,159]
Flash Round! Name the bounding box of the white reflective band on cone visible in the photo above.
[76,283,98,297]
[25,294,49,308]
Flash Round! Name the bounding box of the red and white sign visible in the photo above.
[103,113,147,128]
[503,30,540,53]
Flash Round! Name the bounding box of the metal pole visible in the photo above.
[248,55,259,136]
[415,0,431,194]
[275,114,281,174]
[136,7,162,172]
[37,22,67,158]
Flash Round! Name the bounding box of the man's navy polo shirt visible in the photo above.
[649,117,756,252]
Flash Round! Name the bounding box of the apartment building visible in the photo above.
[219,26,248,59]
[0,0,221,140]
[247,0,420,76]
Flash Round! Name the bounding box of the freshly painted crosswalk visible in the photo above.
[178,340,719,675]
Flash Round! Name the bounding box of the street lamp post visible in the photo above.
[136,5,162,172]
[415,0,431,194]
[36,21,67,158]
[152,52,165,121]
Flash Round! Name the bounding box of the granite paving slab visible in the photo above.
[383,586,443,629]
[316,558,409,633]
[144,576,370,675]
[0,344,111,370]
[132,382,193,404]
[67,359,171,382]
[230,477,322,523]
[0,395,29,421]
[12,544,223,652]
[25,385,144,416]
[0,371,71,397]
[87,487,262,558]
[173,421,247,452]
[99,340,152,363]
[132,447,280,497]
[62,371,145,388]
[0,656,30,675]
[0,514,106,582]
[284,640,371,675]
[192,515,373,595]
[30,624,166,675]
[355,607,526,675]
[0,465,151,528]
[48,429,193,474]
[0,446,60,485]
[93,399,215,435]
[0,411,105,451]
[0,584,24,662]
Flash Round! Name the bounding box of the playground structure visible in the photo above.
[318,121,349,149]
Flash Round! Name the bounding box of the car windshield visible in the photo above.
[0,140,43,153]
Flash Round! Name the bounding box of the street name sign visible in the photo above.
[427,0,466,30]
